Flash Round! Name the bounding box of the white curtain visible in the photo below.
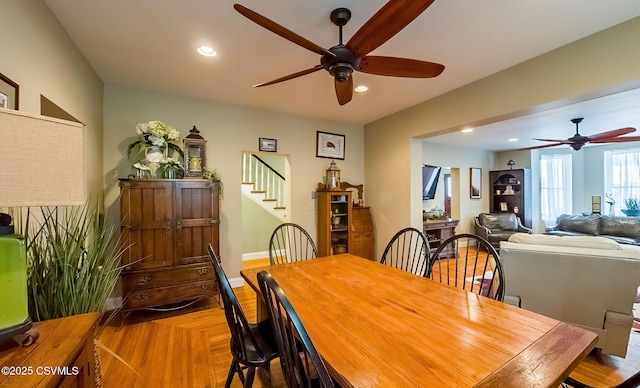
[604,147,640,215]
[540,154,572,226]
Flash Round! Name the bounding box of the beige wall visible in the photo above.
[0,0,104,199]
[365,16,640,256]
[103,83,364,277]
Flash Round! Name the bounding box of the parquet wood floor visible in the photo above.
[96,257,639,387]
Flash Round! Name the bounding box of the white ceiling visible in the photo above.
[44,0,640,150]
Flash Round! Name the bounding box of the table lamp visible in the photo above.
[0,109,84,347]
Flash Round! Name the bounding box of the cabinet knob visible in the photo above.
[197,268,209,276]
[176,220,182,230]
[166,221,172,232]
[137,275,152,285]
[135,293,151,301]
[200,284,208,290]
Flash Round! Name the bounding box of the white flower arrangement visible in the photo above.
[133,162,151,171]
[127,120,184,159]
[160,157,184,171]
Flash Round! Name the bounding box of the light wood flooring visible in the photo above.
[96,258,640,387]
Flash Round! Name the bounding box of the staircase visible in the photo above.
[242,152,287,222]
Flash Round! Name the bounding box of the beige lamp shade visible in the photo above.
[0,109,84,207]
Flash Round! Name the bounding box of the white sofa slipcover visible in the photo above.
[500,234,640,357]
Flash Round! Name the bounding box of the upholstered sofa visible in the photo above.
[546,213,640,245]
[474,213,532,249]
[500,233,640,357]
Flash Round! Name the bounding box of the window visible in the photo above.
[540,154,572,225]
[604,147,640,215]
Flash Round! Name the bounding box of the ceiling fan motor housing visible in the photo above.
[321,45,361,82]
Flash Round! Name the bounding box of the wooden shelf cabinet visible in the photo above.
[119,179,220,320]
[489,169,532,227]
[423,219,459,258]
[317,190,352,257]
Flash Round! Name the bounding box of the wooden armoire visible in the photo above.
[119,179,220,322]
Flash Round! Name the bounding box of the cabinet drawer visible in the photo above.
[123,264,214,291]
[352,231,374,240]
[125,280,217,310]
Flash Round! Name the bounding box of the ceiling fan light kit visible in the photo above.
[519,117,640,151]
[233,0,444,105]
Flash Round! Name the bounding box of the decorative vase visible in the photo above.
[144,145,167,178]
[621,209,640,217]
[164,169,176,179]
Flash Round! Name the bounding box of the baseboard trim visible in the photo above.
[242,251,269,261]
[229,277,245,288]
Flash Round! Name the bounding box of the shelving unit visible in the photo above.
[423,219,459,258]
[317,190,352,257]
[489,169,532,227]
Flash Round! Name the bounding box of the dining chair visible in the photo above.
[269,223,318,265]
[563,370,640,388]
[257,270,336,388]
[207,244,278,388]
[426,233,506,301]
[380,227,431,276]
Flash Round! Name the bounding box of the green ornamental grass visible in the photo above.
[25,202,127,322]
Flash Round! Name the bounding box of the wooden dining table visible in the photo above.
[240,253,598,388]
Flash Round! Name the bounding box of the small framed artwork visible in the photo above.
[316,131,345,160]
[259,137,277,152]
[0,73,19,110]
[470,167,482,199]
[500,202,508,211]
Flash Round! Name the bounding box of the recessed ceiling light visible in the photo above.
[354,85,368,93]
[508,138,519,142]
[461,128,473,133]
[197,45,217,57]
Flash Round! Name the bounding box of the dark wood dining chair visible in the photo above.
[207,244,278,388]
[563,370,640,388]
[269,223,318,265]
[257,270,336,388]
[380,227,431,276]
[426,233,506,301]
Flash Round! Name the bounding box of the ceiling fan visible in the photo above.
[233,1,445,106]
[519,118,640,151]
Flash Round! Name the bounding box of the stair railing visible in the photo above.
[242,152,285,208]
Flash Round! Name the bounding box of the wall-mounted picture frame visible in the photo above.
[259,137,277,152]
[470,167,482,199]
[316,131,345,160]
[0,73,19,110]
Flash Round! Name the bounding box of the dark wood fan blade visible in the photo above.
[590,135,640,143]
[253,65,323,87]
[335,76,353,106]
[234,4,336,58]
[347,0,435,57]
[519,143,565,151]
[587,127,636,141]
[533,138,574,143]
[359,56,444,78]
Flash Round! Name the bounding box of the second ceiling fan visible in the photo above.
[234,0,445,105]
[520,118,640,151]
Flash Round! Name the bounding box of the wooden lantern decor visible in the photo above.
[184,125,207,178]
[325,160,341,190]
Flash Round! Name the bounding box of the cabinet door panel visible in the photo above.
[175,181,220,265]
[121,181,174,269]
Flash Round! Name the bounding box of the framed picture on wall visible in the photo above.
[500,202,508,211]
[259,137,277,152]
[0,73,19,110]
[470,167,482,199]
[316,131,345,160]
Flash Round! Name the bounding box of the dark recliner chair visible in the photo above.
[474,213,532,250]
